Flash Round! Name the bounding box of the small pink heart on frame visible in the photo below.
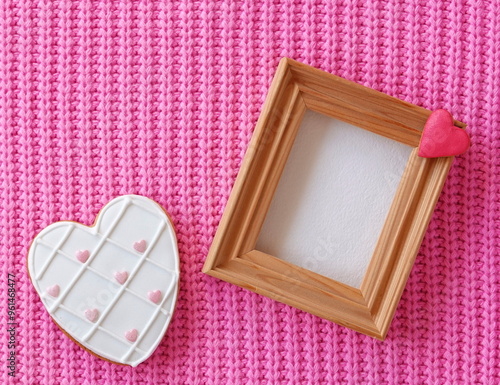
[418,109,470,158]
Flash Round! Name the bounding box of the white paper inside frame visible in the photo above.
[256,110,413,288]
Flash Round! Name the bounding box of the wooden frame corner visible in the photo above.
[202,57,464,339]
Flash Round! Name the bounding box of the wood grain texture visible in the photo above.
[202,57,465,339]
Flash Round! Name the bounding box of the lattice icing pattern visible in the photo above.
[27,195,179,367]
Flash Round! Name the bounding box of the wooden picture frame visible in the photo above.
[202,58,465,339]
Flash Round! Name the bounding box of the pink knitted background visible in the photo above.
[1,0,498,384]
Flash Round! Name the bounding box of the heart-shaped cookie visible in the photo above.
[27,195,179,367]
[418,109,470,158]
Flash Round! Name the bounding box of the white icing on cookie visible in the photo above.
[27,195,180,367]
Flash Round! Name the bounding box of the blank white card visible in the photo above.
[256,110,413,288]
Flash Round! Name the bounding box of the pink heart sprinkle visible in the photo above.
[125,329,138,342]
[85,308,99,323]
[46,284,60,297]
[133,240,147,253]
[114,271,128,285]
[76,249,90,263]
[148,290,162,304]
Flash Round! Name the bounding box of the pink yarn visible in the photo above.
[0,1,498,384]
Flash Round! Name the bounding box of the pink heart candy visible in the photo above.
[125,329,138,342]
[133,240,147,253]
[76,249,90,263]
[85,308,99,323]
[148,290,162,304]
[114,271,128,285]
[418,109,470,158]
[46,284,60,297]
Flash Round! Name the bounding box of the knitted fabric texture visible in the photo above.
[0,1,498,384]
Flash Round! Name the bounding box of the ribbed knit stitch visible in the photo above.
[0,1,498,384]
